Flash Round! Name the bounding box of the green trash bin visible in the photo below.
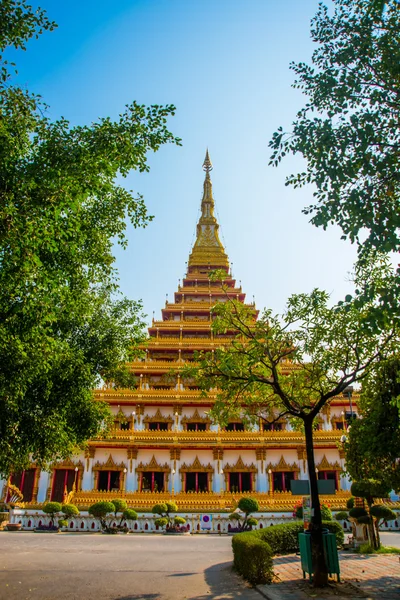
[298,530,340,582]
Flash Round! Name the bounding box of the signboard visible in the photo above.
[302,496,312,530]
[200,514,212,530]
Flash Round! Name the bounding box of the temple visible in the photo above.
[1,153,358,522]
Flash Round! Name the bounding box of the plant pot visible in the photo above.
[6,523,22,531]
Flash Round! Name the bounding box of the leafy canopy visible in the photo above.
[269,0,400,256]
[0,2,180,474]
[344,357,400,492]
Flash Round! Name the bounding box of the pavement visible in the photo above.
[0,532,261,600]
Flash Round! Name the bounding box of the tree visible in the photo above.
[229,497,259,531]
[344,357,400,492]
[269,0,400,257]
[88,501,115,531]
[350,480,393,548]
[151,502,178,528]
[108,499,137,528]
[43,501,62,524]
[61,504,80,519]
[0,2,180,474]
[185,263,398,586]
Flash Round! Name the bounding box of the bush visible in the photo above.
[61,504,79,518]
[154,517,168,528]
[232,532,273,585]
[111,499,128,514]
[88,501,115,530]
[321,504,332,521]
[335,511,349,521]
[370,505,397,523]
[229,513,241,521]
[58,519,68,528]
[43,502,62,520]
[347,497,355,509]
[323,521,345,546]
[247,517,258,529]
[122,509,138,521]
[349,507,368,520]
[174,516,186,525]
[237,497,259,515]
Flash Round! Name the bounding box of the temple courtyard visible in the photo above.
[0,532,399,600]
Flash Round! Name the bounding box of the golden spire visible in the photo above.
[188,151,229,269]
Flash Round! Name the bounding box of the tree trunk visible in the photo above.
[304,417,328,587]
[366,501,379,549]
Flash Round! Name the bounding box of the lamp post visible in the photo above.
[172,469,176,495]
[73,466,79,492]
[123,467,127,491]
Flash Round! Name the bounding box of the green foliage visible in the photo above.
[122,509,138,521]
[232,532,273,585]
[0,1,180,475]
[58,519,68,528]
[247,517,258,528]
[152,504,168,516]
[43,502,62,518]
[357,515,373,525]
[111,499,128,514]
[356,544,400,555]
[232,521,344,584]
[269,0,400,258]
[61,504,79,518]
[349,507,369,520]
[347,497,355,509]
[229,513,241,521]
[165,501,178,514]
[370,505,397,524]
[345,358,400,492]
[335,511,349,521]
[174,516,186,525]
[351,480,390,505]
[238,497,259,515]
[320,504,333,521]
[88,501,115,517]
[154,517,168,528]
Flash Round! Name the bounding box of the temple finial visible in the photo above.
[203,149,213,174]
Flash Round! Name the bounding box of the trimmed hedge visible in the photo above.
[232,521,344,585]
[232,532,273,585]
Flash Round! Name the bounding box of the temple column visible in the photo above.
[36,470,50,503]
[339,448,350,490]
[212,448,223,493]
[126,449,138,491]
[256,448,267,492]
[173,405,182,432]
[82,447,96,490]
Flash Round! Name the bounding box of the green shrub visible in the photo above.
[154,517,168,528]
[232,532,273,585]
[229,513,241,521]
[323,521,345,546]
[347,497,355,509]
[58,519,68,528]
[237,497,259,515]
[257,521,344,553]
[174,516,186,525]
[122,509,138,521]
[349,507,368,520]
[43,502,62,520]
[247,517,258,529]
[335,511,349,521]
[321,504,332,521]
[111,499,128,514]
[165,501,178,514]
[88,501,115,529]
[370,505,397,524]
[61,504,79,518]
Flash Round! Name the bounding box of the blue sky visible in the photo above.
[12,0,357,322]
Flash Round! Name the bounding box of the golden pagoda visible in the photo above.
[2,153,358,524]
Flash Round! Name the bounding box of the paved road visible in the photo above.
[0,533,261,600]
[380,531,400,548]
